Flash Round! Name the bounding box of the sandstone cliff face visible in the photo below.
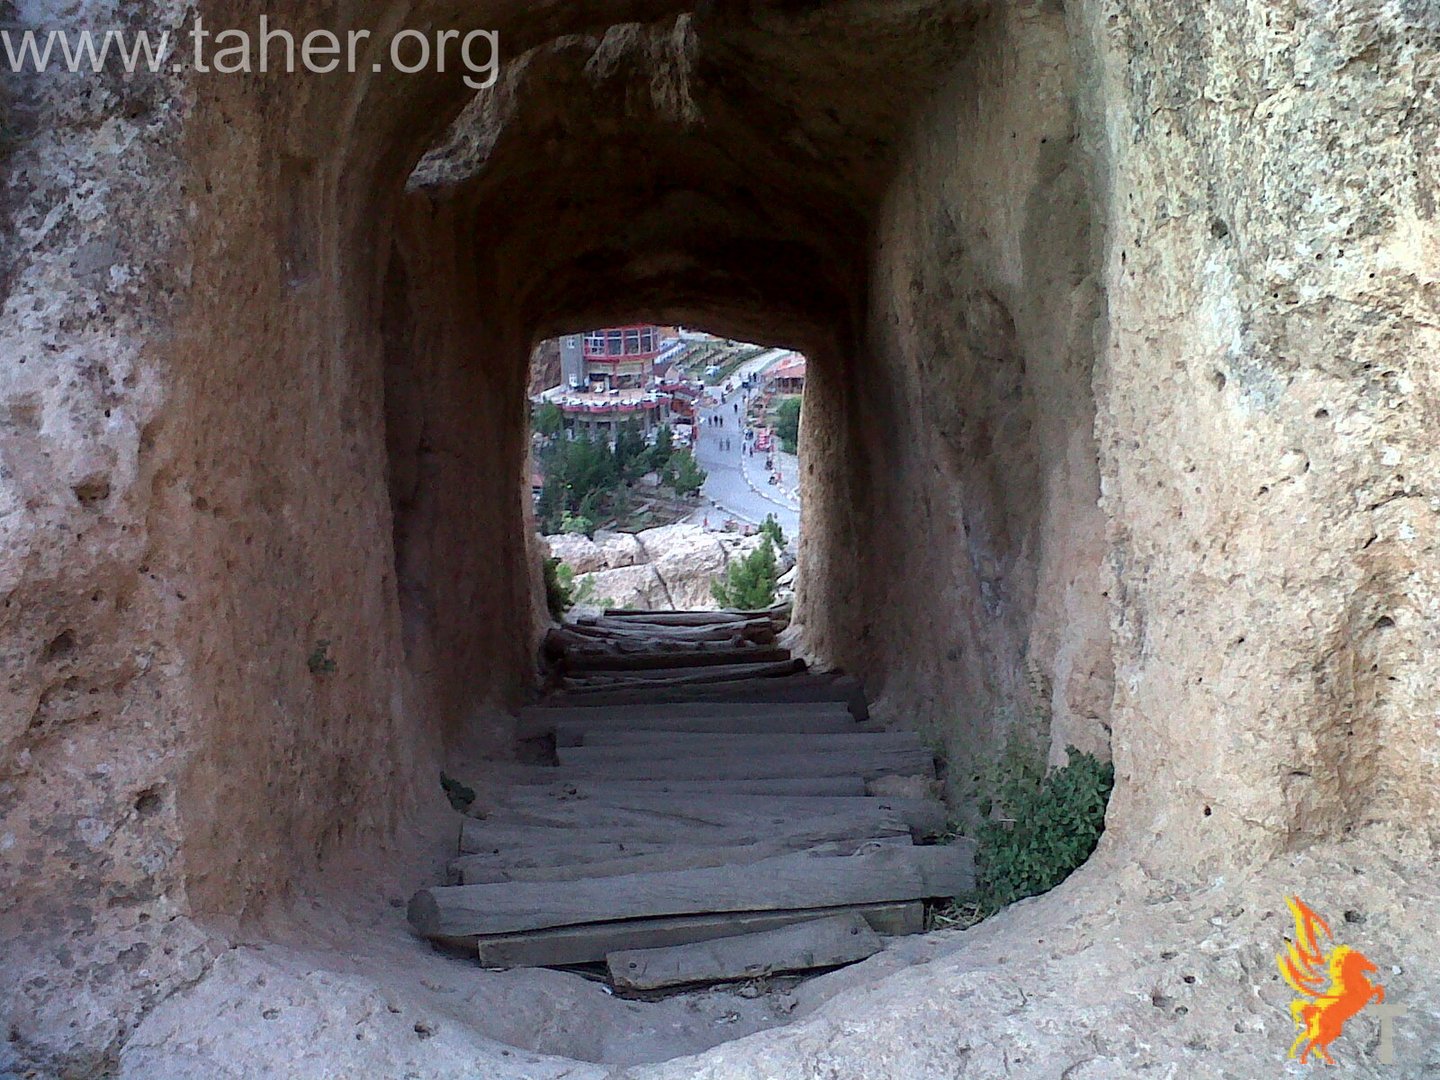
[1,0,1436,1075]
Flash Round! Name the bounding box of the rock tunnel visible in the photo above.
[1,0,1437,1075]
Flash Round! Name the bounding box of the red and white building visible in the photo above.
[537,325,695,444]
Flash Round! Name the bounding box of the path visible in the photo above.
[408,608,975,987]
[690,386,801,540]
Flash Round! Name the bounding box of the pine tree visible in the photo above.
[711,537,779,610]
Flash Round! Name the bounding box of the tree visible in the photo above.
[760,513,786,549]
[536,434,621,534]
[648,424,675,473]
[668,449,707,498]
[773,396,802,455]
[614,418,649,482]
[711,537,779,610]
[533,402,564,438]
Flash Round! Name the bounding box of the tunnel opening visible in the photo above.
[26,0,1440,1074]
[339,0,1117,1061]
[529,325,806,616]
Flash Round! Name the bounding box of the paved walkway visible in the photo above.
[688,381,801,541]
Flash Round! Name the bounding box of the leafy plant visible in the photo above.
[307,640,337,675]
[971,745,1114,912]
[760,513,786,549]
[711,537,779,610]
[560,510,594,536]
[773,396,802,455]
[648,424,674,472]
[613,419,649,482]
[666,448,707,498]
[440,772,476,812]
[532,401,564,438]
[543,556,573,621]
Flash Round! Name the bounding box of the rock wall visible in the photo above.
[546,525,784,611]
[796,3,1113,797]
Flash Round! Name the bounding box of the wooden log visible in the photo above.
[457,806,912,854]
[562,658,807,690]
[409,844,976,940]
[455,836,911,885]
[545,627,747,658]
[476,792,946,838]
[562,647,792,673]
[599,611,754,625]
[570,731,924,755]
[530,776,868,797]
[517,701,851,740]
[545,746,936,783]
[574,619,776,643]
[546,674,869,719]
[474,902,924,968]
[550,715,858,746]
[607,912,883,990]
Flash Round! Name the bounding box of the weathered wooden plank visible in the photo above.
[569,731,924,755]
[517,702,852,742]
[562,647,792,673]
[552,716,858,746]
[457,812,910,852]
[545,674,869,719]
[409,844,975,940]
[598,611,755,626]
[562,658,807,690]
[474,902,924,968]
[475,792,946,838]
[455,836,911,885]
[531,776,869,797]
[544,746,935,783]
[572,619,776,643]
[607,913,883,990]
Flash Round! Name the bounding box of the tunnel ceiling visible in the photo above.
[405,0,988,346]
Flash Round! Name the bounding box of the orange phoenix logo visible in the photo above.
[1277,897,1386,1065]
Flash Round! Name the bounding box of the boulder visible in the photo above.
[544,534,607,574]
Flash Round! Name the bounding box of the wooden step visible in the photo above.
[410,844,976,941]
[596,611,765,626]
[476,792,947,838]
[562,658,807,690]
[518,703,853,742]
[517,776,869,797]
[540,746,935,784]
[561,647,793,673]
[607,912,883,990]
[545,674,868,719]
[453,836,911,886]
[457,805,912,854]
[566,731,924,755]
[474,901,923,968]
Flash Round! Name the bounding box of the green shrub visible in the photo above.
[773,397,802,455]
[665,448,707,498]
[648,425,674,473]
[543,557,573,621]
[760,513,786,549]
[533,402,564,438]
[711,537,778,610]
[972,745,1114,911]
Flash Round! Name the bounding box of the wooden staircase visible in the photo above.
[408,606,974,991]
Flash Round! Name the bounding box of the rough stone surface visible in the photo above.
[546,524,773,611]
[1,0,1436,1075]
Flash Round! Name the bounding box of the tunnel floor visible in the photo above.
[406,604,970,994]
